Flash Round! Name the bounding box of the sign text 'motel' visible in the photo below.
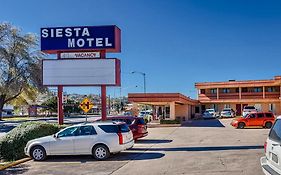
[41,25,121,54]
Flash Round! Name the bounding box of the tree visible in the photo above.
[41,97,82,115]
[0,23,44,119]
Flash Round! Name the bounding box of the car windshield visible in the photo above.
[223,109,231,112]
[206,109,214,112]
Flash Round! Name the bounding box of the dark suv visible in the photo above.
[96,116,148,140]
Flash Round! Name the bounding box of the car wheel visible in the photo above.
[237,122,245,129]
[30,146,46,161]
[92,144,110,160]
[265,122,272,129]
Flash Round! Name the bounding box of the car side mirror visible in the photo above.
[53,134,58,138]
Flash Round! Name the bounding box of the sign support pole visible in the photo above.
[101,50,107,121]
[57,52,64,125]
[58,85,64,125]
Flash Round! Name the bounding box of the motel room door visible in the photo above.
[236,104,241,116]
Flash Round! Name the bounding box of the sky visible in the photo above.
[1,0,281,99]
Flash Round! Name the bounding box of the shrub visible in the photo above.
[160,119,181,124]
[0,122,64,161]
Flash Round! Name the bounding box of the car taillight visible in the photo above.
[117,132,123,145]
[264,141,267,153]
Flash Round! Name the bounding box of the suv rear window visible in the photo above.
[269,120,281,143]
[99,125,118,133]
[135,118,146,125]
[119,124,130,132]
[99,124,130,133]
[265,113,274,118]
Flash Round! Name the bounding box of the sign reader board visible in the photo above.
[43,59,121,86]
[41,25,121,54]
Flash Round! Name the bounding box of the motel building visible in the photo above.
[128,76,281,121]
[195,76,281,116]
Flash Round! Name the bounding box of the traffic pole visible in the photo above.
[101,50,107,121]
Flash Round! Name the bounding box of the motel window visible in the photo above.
[242,88,248,92]
[235,88,239,93]
[211,104,218,111]
[269,104,276,114]
[224,104,231,108]
[166,107,170,118]
[222,88,230,93]
[254,87,262,93]
[210,89,217,94]
[267,87,277,92]
[200,89,205,94]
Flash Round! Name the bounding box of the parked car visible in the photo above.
[25,122,134,161]
[242,105,257,117]
[202,111,216,119]
[231,112,275,129]
[96,116,148,140]
[260,116,281,175]
[205,109,219,118]
[138,111,153,123]
[220,108,235,118]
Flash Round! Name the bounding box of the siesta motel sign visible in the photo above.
[41,25,121,54]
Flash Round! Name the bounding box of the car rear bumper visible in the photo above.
[260,156,281,175]
[134,132,148,140]
[121,139,134,150]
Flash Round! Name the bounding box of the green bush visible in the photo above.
[0,122,64,161]
[160,119,181,124]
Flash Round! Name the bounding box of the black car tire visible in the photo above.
[30,145,47,161]
[92,144,110,160]
[237,122,245,129]
[265,122,272,129]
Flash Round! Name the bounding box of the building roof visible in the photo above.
[128,93,198,105]
[195,76,281,89]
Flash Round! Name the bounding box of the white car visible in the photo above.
[203,111,215,119]
[220,108,235,118]
[205,109,219,118]
[25,122,134,161]
[242,106,257,117]
[138,111,153,123]
[260,116,281,175]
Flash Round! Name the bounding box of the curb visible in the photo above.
[0,157,31,171]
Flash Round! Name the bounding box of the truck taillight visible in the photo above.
[117,132,123,145]
[264,141,267,153]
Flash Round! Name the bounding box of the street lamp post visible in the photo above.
[131,71,147,112]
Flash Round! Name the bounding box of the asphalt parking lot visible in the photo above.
[1,118,269,175]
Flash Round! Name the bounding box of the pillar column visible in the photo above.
[263,86,265,99]
[239,87,242,99]
[217,88,219,100]
[169,102,176,120]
